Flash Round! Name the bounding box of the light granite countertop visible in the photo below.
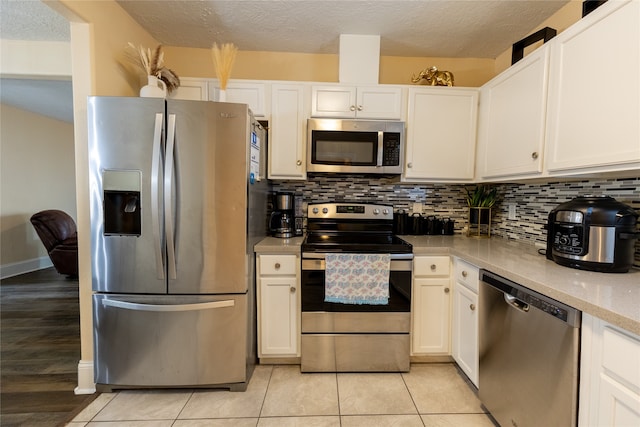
[255,235,640,335]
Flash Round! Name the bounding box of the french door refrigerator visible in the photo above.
[88,96,268,391]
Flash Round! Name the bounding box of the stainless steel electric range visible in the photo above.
[300,202,413,372]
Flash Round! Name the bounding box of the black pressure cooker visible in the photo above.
[546,195,639,273]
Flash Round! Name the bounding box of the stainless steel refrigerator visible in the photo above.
[88,96,268,391]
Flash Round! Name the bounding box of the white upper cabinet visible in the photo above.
[210,80,269,117]
[545,0,640,174]
[403,87,478,182]
[168,77,209,101]
[476,45,550,180]
[311,85,404,119]
[268,83,309,180]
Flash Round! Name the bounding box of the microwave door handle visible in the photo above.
[376,131,384,167]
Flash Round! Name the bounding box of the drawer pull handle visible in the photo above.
[430,264,437,271]
[444,287,450,294]
[275,263,281,269]
[470,303,476,311]
[462,270,468,278]
[290,286,296,293]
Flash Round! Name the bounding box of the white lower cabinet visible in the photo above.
[579,313,640,426]
[256,254,300,358]
[411,256,451,355]
[451,258,479,387]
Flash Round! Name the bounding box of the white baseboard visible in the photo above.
[0,256,53,280]
[75,360,96,395]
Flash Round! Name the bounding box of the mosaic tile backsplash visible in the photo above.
[272,175,640,268]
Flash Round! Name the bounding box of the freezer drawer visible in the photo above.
[93,293,248,390]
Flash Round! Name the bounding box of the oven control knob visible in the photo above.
[322,208,329,214]
[373,209,380,215]
[382,209,389,215]
[312,207,319,214]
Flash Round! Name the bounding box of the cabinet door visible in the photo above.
[168,78,209,101]
[412,277,451,355]
[404,87,478,181]
[546,0,640,172]
[476,46,549,179]
[356,86,404,119]
[452,282,478,387]
[311,85,357,117]
[269,83,308,179]
[210,81,268,117]
[258,276,298,356]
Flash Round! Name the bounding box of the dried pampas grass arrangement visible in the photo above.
[211,42,238,90]
[125,43,180,94]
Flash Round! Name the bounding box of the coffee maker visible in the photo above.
[270,192,295,238]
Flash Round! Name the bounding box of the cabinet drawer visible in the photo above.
[454,258,479,293]
[414,256,450,277]
[259,254,297,276]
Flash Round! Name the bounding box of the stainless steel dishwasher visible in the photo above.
[479,270,581,427]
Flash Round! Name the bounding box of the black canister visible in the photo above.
[425,216,442,235]
[411,213,425,235]
[442,218,455,235]
[394,210,409,234]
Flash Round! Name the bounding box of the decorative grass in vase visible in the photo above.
[125,43,180,95]
[211,42,238,101]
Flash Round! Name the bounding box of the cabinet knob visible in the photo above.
[357,105,363,111]
[296,160,302,166]
[430,264,437,271]
[350,105,357,111]
[274,263,281,269]
[531,152,539,159]
[444,287,450,294]
[470,303,476,311]
[290,286,296,293]
[407,162,413,168]
[462,270,468,278]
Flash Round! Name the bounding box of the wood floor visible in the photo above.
[1,268,96,426]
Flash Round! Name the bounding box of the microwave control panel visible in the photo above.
[382,134,401,166]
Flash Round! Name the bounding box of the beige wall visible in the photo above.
[59,0,159,96]
[164,46,496,87]
[494,0,584,74]
[0,104,76,267]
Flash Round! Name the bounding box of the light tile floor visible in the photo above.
[67,363,497,426]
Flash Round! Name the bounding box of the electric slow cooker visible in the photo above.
[546,195,638,273]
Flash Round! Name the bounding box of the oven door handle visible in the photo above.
[302,252,414,260]
[302,256,413,272]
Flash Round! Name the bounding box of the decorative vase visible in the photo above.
[218,89,227,102]
[467,207,492,238]
[140,75,167,98]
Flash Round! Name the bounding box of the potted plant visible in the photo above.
[465,185,498,237]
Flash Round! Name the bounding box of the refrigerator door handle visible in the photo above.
[101,298,235,312]
[165,113,178,279]
[151,112,165,279]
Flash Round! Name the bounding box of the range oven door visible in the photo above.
[300,253,413,372]
[301,253,413,313]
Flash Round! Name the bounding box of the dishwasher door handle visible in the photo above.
[504,293,529,312]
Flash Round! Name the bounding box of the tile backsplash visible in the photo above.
[272,175,640,268]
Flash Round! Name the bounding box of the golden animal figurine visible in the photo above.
[411,66,454,87]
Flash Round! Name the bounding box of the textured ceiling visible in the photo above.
[115,0,570,59]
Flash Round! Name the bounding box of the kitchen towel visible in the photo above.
[324,253,390,305]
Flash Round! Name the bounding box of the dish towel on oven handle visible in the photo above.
[324,253,391,305]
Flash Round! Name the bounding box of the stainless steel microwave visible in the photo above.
[307,118,405,174]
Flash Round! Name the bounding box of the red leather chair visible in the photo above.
[30,210,78,277]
